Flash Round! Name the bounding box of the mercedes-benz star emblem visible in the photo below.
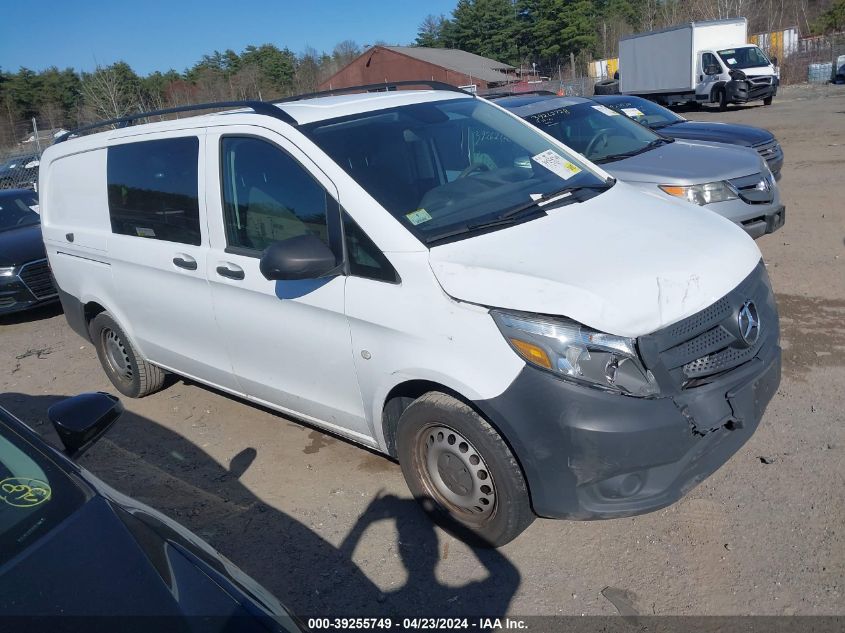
[737,300,760,346]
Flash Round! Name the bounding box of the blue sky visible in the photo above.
[0,0,457,75]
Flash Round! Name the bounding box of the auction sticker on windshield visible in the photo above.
[591,104,620,116]
[1,477,52,508]
[532,150,581,180]
[405,209,433,226]
[621,107,645,117]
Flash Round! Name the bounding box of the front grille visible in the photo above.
[752,139,783,168]
[18,259,57,300]
[747,75,774,86]
[638,262,778,391]
[729,172,774,204]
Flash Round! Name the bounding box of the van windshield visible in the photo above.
[717,46,771,70]
[521,101,670,163]
[301,98,608,244]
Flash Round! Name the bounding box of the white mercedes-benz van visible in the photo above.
[39,83,781,546]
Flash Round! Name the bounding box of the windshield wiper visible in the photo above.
[423,180,615,245]
[597,137,673,163]
[494,181,615,221]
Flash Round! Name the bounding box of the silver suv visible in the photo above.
[497,94,785,238]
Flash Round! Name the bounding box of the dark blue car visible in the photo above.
[592,94,783,178]
[0,392,303,632]
[0,189,58,315]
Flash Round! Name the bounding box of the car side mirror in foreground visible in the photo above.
[48,392,124,458]
[259,234,340,281]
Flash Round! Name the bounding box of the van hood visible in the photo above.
[602,140,762,185]
[428,182,761,338]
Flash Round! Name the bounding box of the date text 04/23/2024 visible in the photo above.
[306,618,528,630]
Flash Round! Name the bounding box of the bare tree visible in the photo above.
[80,64,141,122]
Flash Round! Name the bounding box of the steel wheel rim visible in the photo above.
[416,424,497,522]
[103,328,133,382]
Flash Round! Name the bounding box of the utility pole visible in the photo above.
[32,118,42,154]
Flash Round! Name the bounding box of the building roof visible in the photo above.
[384,46,515,84]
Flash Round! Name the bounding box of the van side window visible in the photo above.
[221,137,333,254]
[107,137,201,245]
[342,211,399,283]
[702,53,720,73]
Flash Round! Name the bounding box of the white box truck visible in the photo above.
[615,18,778,110]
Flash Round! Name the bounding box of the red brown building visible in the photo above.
[318,46,515,92]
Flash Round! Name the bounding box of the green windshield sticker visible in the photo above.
[1,477,52,508]
[406,209,433,226]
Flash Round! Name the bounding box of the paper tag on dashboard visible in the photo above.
[591,104,620,116]
[727,58,737,65]
[405,209,432,226]
[621,107,645,117]
[531,150,582,180]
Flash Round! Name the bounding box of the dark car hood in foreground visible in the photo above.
[0,224,45,266]
[0,494,298,630]
[661,120,774,147]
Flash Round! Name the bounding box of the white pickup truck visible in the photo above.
[613,18,778,110]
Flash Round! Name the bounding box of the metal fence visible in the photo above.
[0,119,61,192]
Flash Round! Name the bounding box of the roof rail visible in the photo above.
[273,80,473,104]
[55,100,297,144]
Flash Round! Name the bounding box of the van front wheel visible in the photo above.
[89,313,166,398]
[396,392,534,547]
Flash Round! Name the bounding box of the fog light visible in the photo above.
[597,473,644,499]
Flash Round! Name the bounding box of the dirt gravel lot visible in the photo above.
[1,84,843,620]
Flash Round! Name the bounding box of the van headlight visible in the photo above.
[491,310,659,397]
[659,181,737,205]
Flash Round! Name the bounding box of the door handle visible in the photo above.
[216,264,245,280]
[173,255,198,270]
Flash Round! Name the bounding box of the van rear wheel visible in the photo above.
[89,313,165,398]
[396,392,534,547]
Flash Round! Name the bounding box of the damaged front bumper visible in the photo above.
[727,77,778,103]
[476,262,781,520]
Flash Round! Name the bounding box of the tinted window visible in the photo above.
[0,416,87,565]
[0,191,39,232]
[221,137,333,253]
[702,52,720,72]
[107,137,201,245]
[343,212,398,283]
[598,97,684,129]
[302,98,605,245]
[524,102,660,162]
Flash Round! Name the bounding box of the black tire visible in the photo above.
[396,392,534,547]
[593,79,620,95]
[89,312,166,398]
[716,87,728,111]
[763,96,773,106]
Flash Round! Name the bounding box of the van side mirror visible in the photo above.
[259,234,340,281]
[771,56,778,67]
[48,393,124,458]
[705,64,721,75]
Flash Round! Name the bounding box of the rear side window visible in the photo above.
[107,137,201,245]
